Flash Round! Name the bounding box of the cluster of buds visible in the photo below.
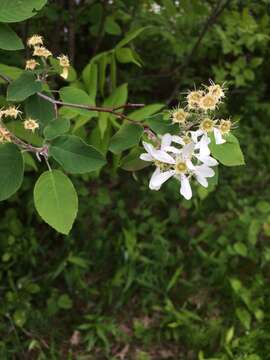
[26,34,70,79]
[0,106,39,144]
[140,81,235,200]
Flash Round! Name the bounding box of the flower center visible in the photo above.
[175,161,187,174]
[172,109,188,123]
[201,119,214,132]
[200,95,217,109]
[219,119,231,134]
[183,135,191,144]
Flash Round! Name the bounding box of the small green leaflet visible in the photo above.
[34,170,78,235]
[7,72,42,102]
[49,135,106,174]
[0,143,24,201]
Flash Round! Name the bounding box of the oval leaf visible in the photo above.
[209,133,245,166]
[50,135,106,174]
[0,143,24,201]
[7,72,42,102]
[34,170,78,234]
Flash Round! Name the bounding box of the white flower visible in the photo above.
[191,118,226,145]
[171,134,218,167]
[143,142,216,199]
[140,134,176,164]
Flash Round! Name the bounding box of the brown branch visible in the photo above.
[0,72,145,125]
[166,0,232,105]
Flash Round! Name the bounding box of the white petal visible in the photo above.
[150,169,175,189]
[163,145,181,154]
[180,175,192,200]
[195,154,218,166]
[142,141,155,155]
[140,153,153,162]
[171,135,184,145]
[182,142,195,160]
[196,175,208,188]
[151,149,175,164]
[213,128,225,145]
[186,159,195,170]
[190,130,203,143]
[195,164,215,178]
[195,135,211,156]
[161,133,172,149]
[149,168,161,190]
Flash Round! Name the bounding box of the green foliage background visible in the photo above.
[0,0,270,359]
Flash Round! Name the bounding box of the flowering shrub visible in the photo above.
[139,82,244,199]
[0,3,244,235]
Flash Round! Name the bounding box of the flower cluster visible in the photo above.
[0,106,39,139]
[140,81,234,200]
[26,34,70,79]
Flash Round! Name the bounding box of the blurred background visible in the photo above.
[1,0,270,359]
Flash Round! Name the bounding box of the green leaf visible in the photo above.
[7,72,42,102]
[23,152,37,172]
[0,63,23,83]
[116,27,147,49]
[98,53,108,96]
[99,83,128,137]
[50,135,106,174]
[104,16,121,35]
[34,170,78,234]
[0,24,24,50]
[115,48,141,66]
[209,133,245,166]
[161,0,176,16]
[0,143,24,201]
[43,118,70,140]
[233,242,248,257]
[47,119,70,140]
[13,309,27,327]
[25,94,55,128]
[109,123,143,154]
[6,121,43,146]
[236,308,251,330]
[129,104,164,121]
[120,147,150,171]
[145,114,179,135]
[82,62,98,101]
[57,294,73,309]
[0,0,47,23]
[59,86,97,117]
